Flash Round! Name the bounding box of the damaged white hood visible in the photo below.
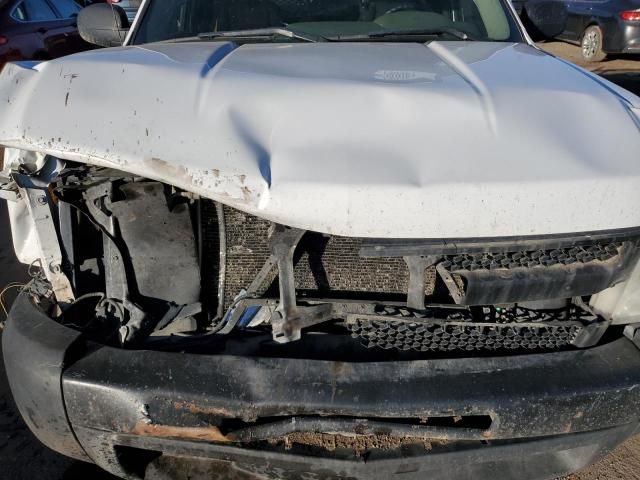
[1,40,640,238]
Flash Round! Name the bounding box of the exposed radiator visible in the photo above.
[201,202,640,313]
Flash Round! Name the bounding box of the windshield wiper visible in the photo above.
[330,27,473,42]
[198,27,323,43]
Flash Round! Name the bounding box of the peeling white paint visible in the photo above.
[1,41,640,238]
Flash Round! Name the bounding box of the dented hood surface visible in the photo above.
[1,41,640,238]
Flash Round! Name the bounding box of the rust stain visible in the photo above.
[331,362,349,378]
[173,401,234,418]
[331,362,351,403]
[562,409,584,434]
[131,422,231,443]
[329,362,350,404]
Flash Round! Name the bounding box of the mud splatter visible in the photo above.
[173,401,234,418]
[271,432,444,456]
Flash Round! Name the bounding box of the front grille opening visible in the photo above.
[346,303,601,353]
[219,415,492,459]
[45,172,640,359]
[441,243,623,271]
[205,204,639,312]
[349,318,584,353]
[218,414,493,435]
[214,207,446,308]
[193,201,638,357]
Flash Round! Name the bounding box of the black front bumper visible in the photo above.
[3,292,640,480]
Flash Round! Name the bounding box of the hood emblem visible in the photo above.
[374,70,437,82]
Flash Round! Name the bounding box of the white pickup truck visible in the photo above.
[1,0,639,479]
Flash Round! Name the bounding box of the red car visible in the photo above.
[0,0,92,69]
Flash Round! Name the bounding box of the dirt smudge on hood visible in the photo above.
[143,157,259,205]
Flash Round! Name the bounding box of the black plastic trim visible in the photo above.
[71,423,640,480]
[5,290,640,479]
[62,337,640,441]
[360,226,640,256]
[1,292,89,461]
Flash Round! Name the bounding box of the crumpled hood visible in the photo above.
[1,41,639,238]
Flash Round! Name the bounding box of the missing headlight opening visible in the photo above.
[6,159,639,356]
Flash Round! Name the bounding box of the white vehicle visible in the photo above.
[0,1,639,479]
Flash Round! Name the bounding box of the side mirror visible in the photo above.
[521,0,568,41]
[77,4,130,48]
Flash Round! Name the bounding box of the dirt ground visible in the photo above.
[562,436,640,480]
[0,41,640,480]
[540,41,640,95]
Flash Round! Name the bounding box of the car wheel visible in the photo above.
[581,26,606,62]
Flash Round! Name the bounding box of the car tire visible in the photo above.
[581,26,607,62]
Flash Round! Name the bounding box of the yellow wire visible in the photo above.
[0,283,26,327]
[1,283,25,308]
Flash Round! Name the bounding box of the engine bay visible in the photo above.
[3,158,638,360]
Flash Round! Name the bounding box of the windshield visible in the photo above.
[132,0,523,44]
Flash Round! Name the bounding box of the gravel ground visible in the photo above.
[539,41,640,95]
[1,41,639,480]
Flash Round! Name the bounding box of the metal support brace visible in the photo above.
[404,256,439,310]
[84,183,115,236]
[15,173,75,303]
[436,262,465,305]
[269,224,332,343]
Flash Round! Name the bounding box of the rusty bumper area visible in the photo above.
[4,293,640,480]
[62,342,640,479]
